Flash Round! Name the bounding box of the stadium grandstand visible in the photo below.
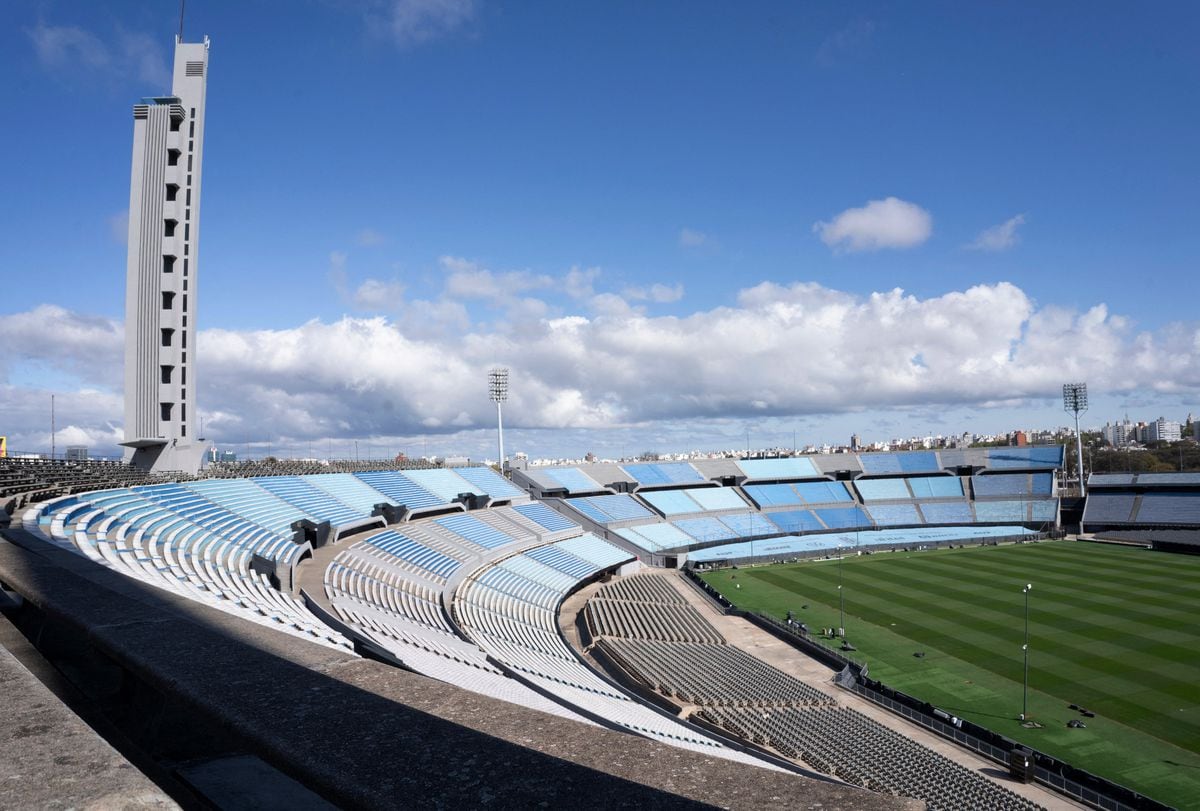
[1081,472,1200,552]
[1,443,1115,806]
[6,431,1193,808]
[513,448,1063,566]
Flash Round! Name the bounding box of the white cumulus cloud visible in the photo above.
[814,197,933,253]
[3,280,1199,458]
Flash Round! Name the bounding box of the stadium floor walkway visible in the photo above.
[561,568,1085,811]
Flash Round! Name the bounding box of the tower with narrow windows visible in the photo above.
[121,36,210,473]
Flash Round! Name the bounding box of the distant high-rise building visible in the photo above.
[1144,417,1181,444]
[850,433,860,451]
[121,36,210,473]
[1103,419,1135,448]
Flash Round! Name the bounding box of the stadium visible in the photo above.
[8,436,1200,809]
[4,13,1200,811]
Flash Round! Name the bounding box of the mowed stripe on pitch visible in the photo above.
[790,566,1200,738]
[739,543,1200,750]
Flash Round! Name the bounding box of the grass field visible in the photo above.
[700,541,1200,808]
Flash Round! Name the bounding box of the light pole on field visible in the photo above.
[1021,582,1033,721]
[838,546,845,638]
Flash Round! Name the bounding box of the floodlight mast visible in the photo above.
[489,368,509,473]
[1063,383,1089,496]
[1021,583,1032,721]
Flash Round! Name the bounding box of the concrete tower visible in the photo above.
[121,36,210,473]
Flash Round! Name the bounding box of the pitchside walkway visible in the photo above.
[562,569,1084,811]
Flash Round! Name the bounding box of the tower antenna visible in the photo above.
[178,0,186,41]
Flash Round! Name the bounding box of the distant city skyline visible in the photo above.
[1,3,1197,463]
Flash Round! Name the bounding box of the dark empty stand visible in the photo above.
[1082,472,1200,537]
[1082,493,1138,525]
[697,705,1038,811]
[1137,493,1200,524]
[584,571,1037,811]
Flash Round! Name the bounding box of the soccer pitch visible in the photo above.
[699,541,1200,808]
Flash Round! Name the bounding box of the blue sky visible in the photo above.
[1,1,1198,460]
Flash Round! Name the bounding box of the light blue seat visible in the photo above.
[555,534,631,568]
[452,466,526,500]
[354,471,444,509]
[1030,500,1058,522]
[855,479,911,501]
[907,477,963,499]
[525,545,593,579]
[574,495,654,523]
[972,474,1031,497]
[543,467,605,493]
[814,506,871,530]
[622,462,704,486]
[403,469,486,502]
[736,457,820,480]
[743,484,803,508]
[767,510,825,533]
[685,487,746,512]
[641,490,701,516]
[616,523,693,552]
[303,473,397,513]
[565,498,612,524]
[512,502,579,533]
[186,479,309,537]
[719,512,777,536]
[478,566,559,608]
[673,517,738,543]
[137,483,291,563]
[919,501,974,524]
[497,555,576,592]
[973,501,1026,522]
[865,503,922,526]
[434,513,515,549]
[364,530,460,578]
[621,463,671,486]
[254,476,363,525]
[793,481,852,504]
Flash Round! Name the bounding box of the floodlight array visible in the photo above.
[489,368,509,403]
[1062,382,1088,414]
